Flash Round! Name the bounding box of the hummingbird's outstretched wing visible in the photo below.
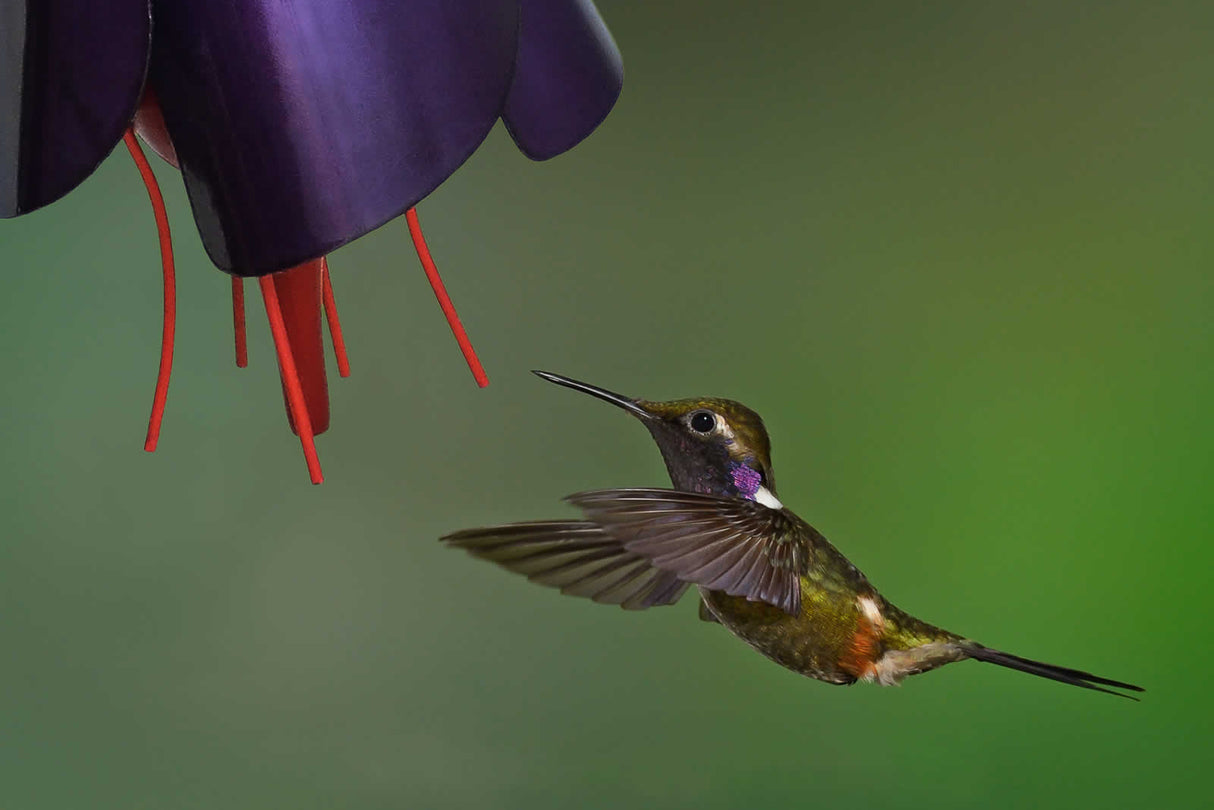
[567,489,809,615]
[441,521,691,609]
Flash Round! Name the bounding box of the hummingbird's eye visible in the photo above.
[689,411,716,434]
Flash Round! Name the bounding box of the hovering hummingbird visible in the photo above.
[443,371,1143,699]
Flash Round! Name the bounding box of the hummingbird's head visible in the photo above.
[533,371,778,504]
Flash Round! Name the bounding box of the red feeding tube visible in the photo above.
[259,275,323,484]
[270,261,330,435]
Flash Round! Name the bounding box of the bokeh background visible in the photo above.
[2,2,1210,807]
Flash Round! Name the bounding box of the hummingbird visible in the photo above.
[442,371,1143,699]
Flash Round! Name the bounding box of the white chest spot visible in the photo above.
[754,486,784,510]
[857,596,884,626]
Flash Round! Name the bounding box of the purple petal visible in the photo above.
[148,0,518,276]
[0,0,151,216]
[502,0,623,161]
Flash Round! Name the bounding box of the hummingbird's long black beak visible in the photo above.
[532,371,653,420]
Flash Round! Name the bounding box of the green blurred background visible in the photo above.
[2,2,1210,807]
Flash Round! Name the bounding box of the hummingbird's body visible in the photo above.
[443,372,1142,698]
[700,567,954,687]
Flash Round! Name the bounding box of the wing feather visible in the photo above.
[444,489,813,616]
[442,521,690,609]
[567,488,809,615]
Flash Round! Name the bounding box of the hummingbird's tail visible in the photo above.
[962,643,1144,700]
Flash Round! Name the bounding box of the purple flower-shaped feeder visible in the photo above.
[1,0,623,483]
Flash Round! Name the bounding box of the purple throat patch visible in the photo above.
[730,464,763,499]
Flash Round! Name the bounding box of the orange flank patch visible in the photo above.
[838,597,887,680]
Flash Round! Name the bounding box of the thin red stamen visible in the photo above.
[259,276,323,485]
[405,207,488,387]
[231,276,248,368]
[123,129,177,453]
[320,257,350,378]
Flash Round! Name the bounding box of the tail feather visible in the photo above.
[964,644,1144,700]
